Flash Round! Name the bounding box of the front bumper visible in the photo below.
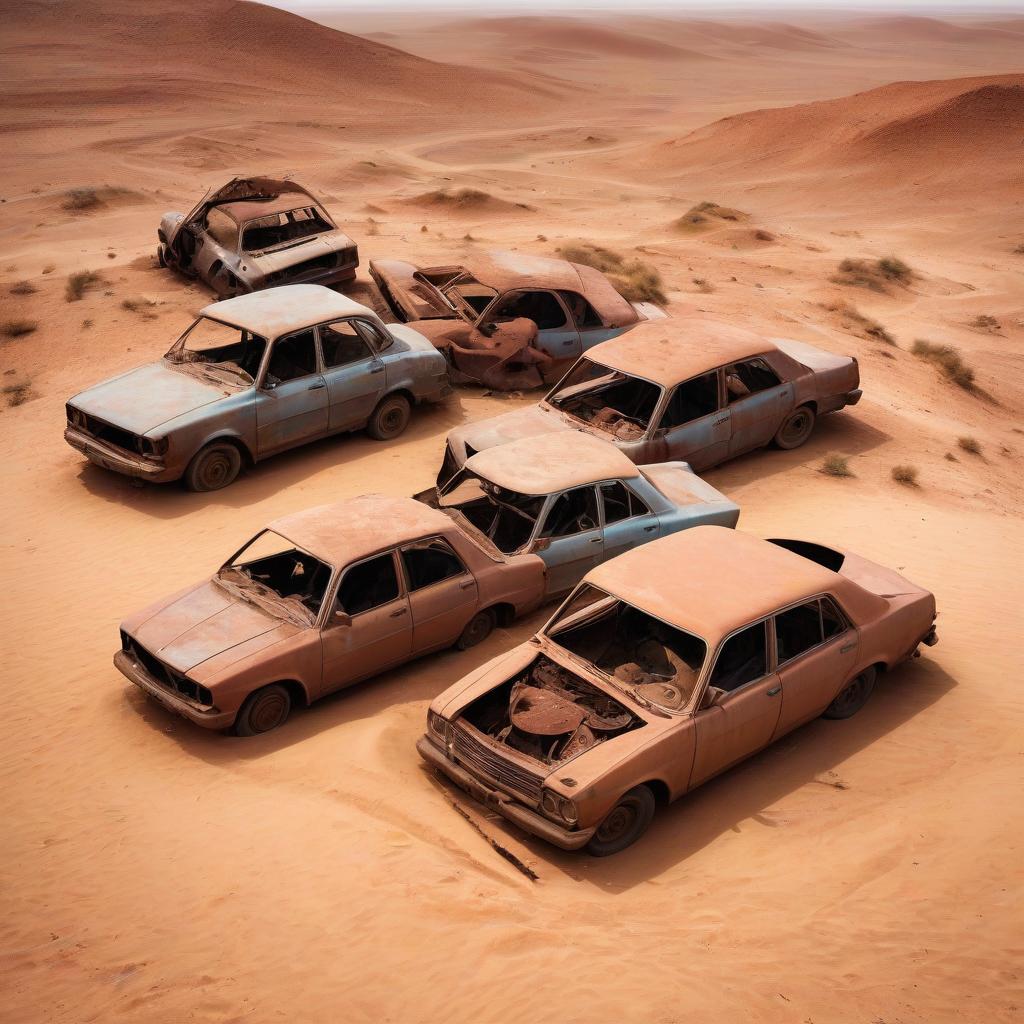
[114,650,234,729]
[417,734,596,852]
[65,427,174,482]
[844,388,863,407]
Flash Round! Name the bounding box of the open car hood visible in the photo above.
[368,258,453,322]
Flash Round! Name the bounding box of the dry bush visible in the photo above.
[65,270,101,302]
[822,300,896,345]
[62,188,101,211]
[673,200,746,232]
[820,454,854,478]
[911,339,975,391]
[692,277,715,293]
[891,464,919,486]
[2,319,37,338]
[3,382,32,407]
[9,281,37,295]
[957,435,982,455]
[877,256,912,282]
[558,243,667,305]
[832,256,912,292]
[121,296,157,318]
[971,314,1000,331]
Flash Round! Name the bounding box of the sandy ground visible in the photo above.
[1,3,1022,1022]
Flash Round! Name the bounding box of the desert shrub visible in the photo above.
[891,464,919,486]
[2,319,37,338]
[65,270,101,302]
[822,300,896,345]
[832,256,912,292]
[820,454,854,477]
[558,243,667,304]
[957,435,982,455]
[9,281,37,295]
[121,296,157,318]
[877,256,912,282]
[3,382,32,406]
[62,188,101,211]
[971,314,1000,331]
[692,277,714,293]
[911,339,975,391]
[673,201,746,231]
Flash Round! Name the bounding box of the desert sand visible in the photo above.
[1,2,1022,1021]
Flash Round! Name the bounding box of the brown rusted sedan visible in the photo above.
[419,526,937,855]
[115,496,545,735]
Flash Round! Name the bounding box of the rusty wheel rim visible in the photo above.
[379,404,407,437]
[198,449,235,489]
[596,800,639,843]
[249,691,288,733]
[780,409,813,446]
[462,613,492,648]
[833,676,867,716]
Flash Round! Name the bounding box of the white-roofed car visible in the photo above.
[420,431,739,596]
[65,285,451,491]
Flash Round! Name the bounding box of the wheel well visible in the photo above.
[799,400,818,415]
[384,387,415,408]
[198,435,254,468]
[487,602,516,627]
[641,779,671,806]
[870,661,887,676]
[276,679,310,708]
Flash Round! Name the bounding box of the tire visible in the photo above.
[157,245,167,268]
[366,394,411,441]
[773,405,817,450]
[585,785,656,857]
[823,666,876,720]
[234,684,292,736]
[183,442,242,492]
[456,609,495,651]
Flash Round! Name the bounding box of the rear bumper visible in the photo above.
[65,427,175,482]
[114,650,234,729]
[844,388,863,407]
[417,734,596,852]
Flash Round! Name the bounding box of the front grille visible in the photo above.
[70,407,143,454]
[124,634,213,708]
[451,723,543,805]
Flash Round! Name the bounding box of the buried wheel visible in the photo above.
[823,666,877,720]
[234,684,292,736]
[455,609,495,651]
[773,405,816,450]
[585,785,656,857]
[183,442,242,492]
[366,394,411,441]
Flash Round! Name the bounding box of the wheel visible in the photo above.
[773,405,817,450]
[234,684,292,736]
[366,394,411,441]
[157,245,167,268]
[456,609,495,651]
[183,442,242,492]
[585,785,656,857]
[823,666,876,720]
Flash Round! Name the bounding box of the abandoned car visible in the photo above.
[369,250,666,391]
[440,320,861,475]
[423,431,740,596]
[157,177,358,296]
[65,285,449,491]
[115,496,547,735]
[419,526,937,855]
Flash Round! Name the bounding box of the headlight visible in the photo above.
[427,710,449,741]
[541,789,578,826]
[66,404,84,428]
[141,436,168,458]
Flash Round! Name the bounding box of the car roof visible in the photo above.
[583,526,867,645]
[201,285,375,337]
[268,495,455,566]
[584,319,778,387]
[465,431,640,495]
[215,191,322,224]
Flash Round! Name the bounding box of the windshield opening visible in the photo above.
[439,471,543,553]
[218,530,331,623]
[241,205,333,252]
[546,359,661,441]
[167,317,266,385]
[546,585,708,711]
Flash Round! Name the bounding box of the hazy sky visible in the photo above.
[274,0,1024,10]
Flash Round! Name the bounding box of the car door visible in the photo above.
[599,480,659,561]
[254,328,329,456]
[558,290,621,354]
[400,537,479,655]
[485,290,581,361]
[771,596,860,738]
[534,485,603,595]
[724,357,795,457]
[319,550,412,696]
[317,318,386,432]
[689,620,782,789]
[655,370,731,471]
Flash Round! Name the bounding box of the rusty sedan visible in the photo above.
[65,285,450,491]
[441,319,861,474]
[115,497,546,735]
[419,526,937,855]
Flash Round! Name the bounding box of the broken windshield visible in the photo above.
[439,471,543,553]
[240,205,333,253]
[166,317,266,386]
[545,584,708,712]
[546,358,662,441]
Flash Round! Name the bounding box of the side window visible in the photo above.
[337,553,400,616]
[775,601,824,664]
[600,481,650,524]
[492,291,567,330]
[353,319,392,352]
[204,208,238,249]
[660,371,719,430]
[267,329,317,384]
[558,291,602,328]
[540,486,599,538]
[821,596,848,640]
[709,621,768,692]
[320,321,371,369]
[401,538,466,591]
[724,358,782,402]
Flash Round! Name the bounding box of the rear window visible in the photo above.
[767,539,846,572]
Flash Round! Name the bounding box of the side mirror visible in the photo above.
[262,378,278,392]
[699,685,726,711]
[333,610,352,628]
[532,537,551,552]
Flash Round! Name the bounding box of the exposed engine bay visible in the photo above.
[461,656,643,765]
[547,360,660,441]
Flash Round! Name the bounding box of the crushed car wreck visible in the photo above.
[115,496,546,735]
[65,285,449,491]
[423,431,740,595]
[369,250,666,391]
[419,526,937,855]
[440,319,862,474]
[158,177,358,296]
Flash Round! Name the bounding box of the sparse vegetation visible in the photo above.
[62,188,101,211]
[3,382,32,407]
[820,454,854,478]
[9,280,37,295]
[65,270,101,302]
[891,464,919,486]
[822,300,896,345]
[2,319,37,338]
[911,339,975,391]
[957,435,982,455]
[413,188,533,212]
[971,314,1000,331]
[877,256,912,282]
[832,256,913,292]
[121,296,157,318]
[558,243,667,304]
[692,277,715,293]
[673,200,746,232]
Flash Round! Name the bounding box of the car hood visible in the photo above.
[246,228,355,272]
[450,404,569,456]
[69,362,229,436]
[131,580,302,675]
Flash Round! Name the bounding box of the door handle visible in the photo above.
[767,686,781,697]
[562,340,575,346]
[307,382,326,391]
[389,607,408,618]
[714,417,729,426]
[840,642,856,653]
[370,364,385,374]
[643,525,657,533]
[459,579,475,590]
[589,537,602,544]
